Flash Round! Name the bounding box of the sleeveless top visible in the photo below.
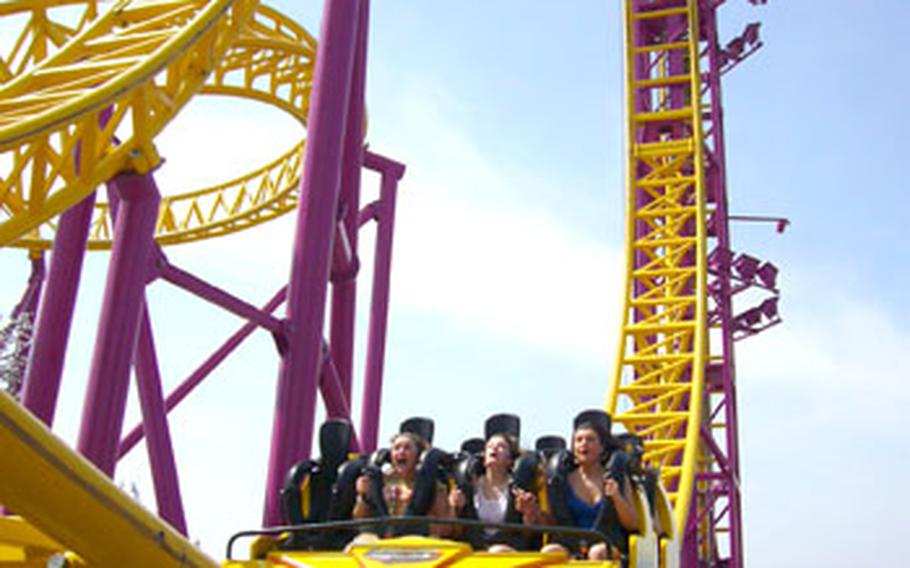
[566,483,604,529]
[473,479,508,536]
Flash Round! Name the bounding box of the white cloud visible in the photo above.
[734,268,910,566]
[738,282,910,430]
[375,77,624,364]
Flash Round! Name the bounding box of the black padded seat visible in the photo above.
[400,416,434,445]
[460,437,485,456]
[484,413,520,441]
[535,435,567,459]
[280,419,354,550]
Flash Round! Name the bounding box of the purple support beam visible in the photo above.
[263,0,361,526]
[21,193,95,426]
[118,286,288,457]
[357,201,380,227]
[331,219,355,280]
[319,345,357,435]
[160,263,285,334]
[696,4,745,567]
[133,303,187,535]
[359,153,404,453]
[77,172,160,476]
[329,0,369,402]
[321,365,359,455]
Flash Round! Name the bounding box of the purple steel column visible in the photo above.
[698,4,744,567]
[133,303,188,534]
[359,155,404,453]
[21,193,96,426]
[77,172,160,476]
[329,0,369,402]
[263,0,361,526]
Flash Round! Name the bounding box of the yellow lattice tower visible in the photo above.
[608,0,708,542]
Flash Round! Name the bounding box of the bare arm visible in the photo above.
[352,475,371,520]
[429,483,456,538]
[513,488,546,525]
[604,477,639,532]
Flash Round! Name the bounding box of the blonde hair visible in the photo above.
[390,431,426,453]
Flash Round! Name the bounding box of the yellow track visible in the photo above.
[0,0,261,247]
[0,1,316,250]
[0,390,219,567]
[8,2,316,250]
[0,1,102,83]
[608,0,708,540]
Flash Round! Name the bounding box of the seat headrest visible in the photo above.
[573,409,612,433]
[573,409,621,450]
[460,437,485,456]
[535,435,567,458]
[484,413,520,441]
[546,448,576,477]
[319,419,353,469]
[512,453,539,492]
[400,416,434,446]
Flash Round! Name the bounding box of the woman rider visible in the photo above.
[351,432,451,537]
[448,432,543,551]
[543,414,639,561]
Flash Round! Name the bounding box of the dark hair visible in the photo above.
[572,421,610,457]
[486,432,520,460]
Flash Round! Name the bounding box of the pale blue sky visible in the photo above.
[1,1,908,565]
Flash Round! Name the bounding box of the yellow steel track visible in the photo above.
[0,0,322,248]
[0,1,102,83]
[608,0,707,539]
[5,1,316,249]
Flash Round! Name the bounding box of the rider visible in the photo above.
[351,431,451,537]
[449,432,543,551]
[543,411,639,560]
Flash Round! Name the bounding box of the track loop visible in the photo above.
[0,0,258,246]
[7,1,320,249]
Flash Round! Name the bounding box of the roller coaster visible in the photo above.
[0,0,781,566]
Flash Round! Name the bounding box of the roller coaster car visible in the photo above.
[229,530,626,567]
[233,414,640,566]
